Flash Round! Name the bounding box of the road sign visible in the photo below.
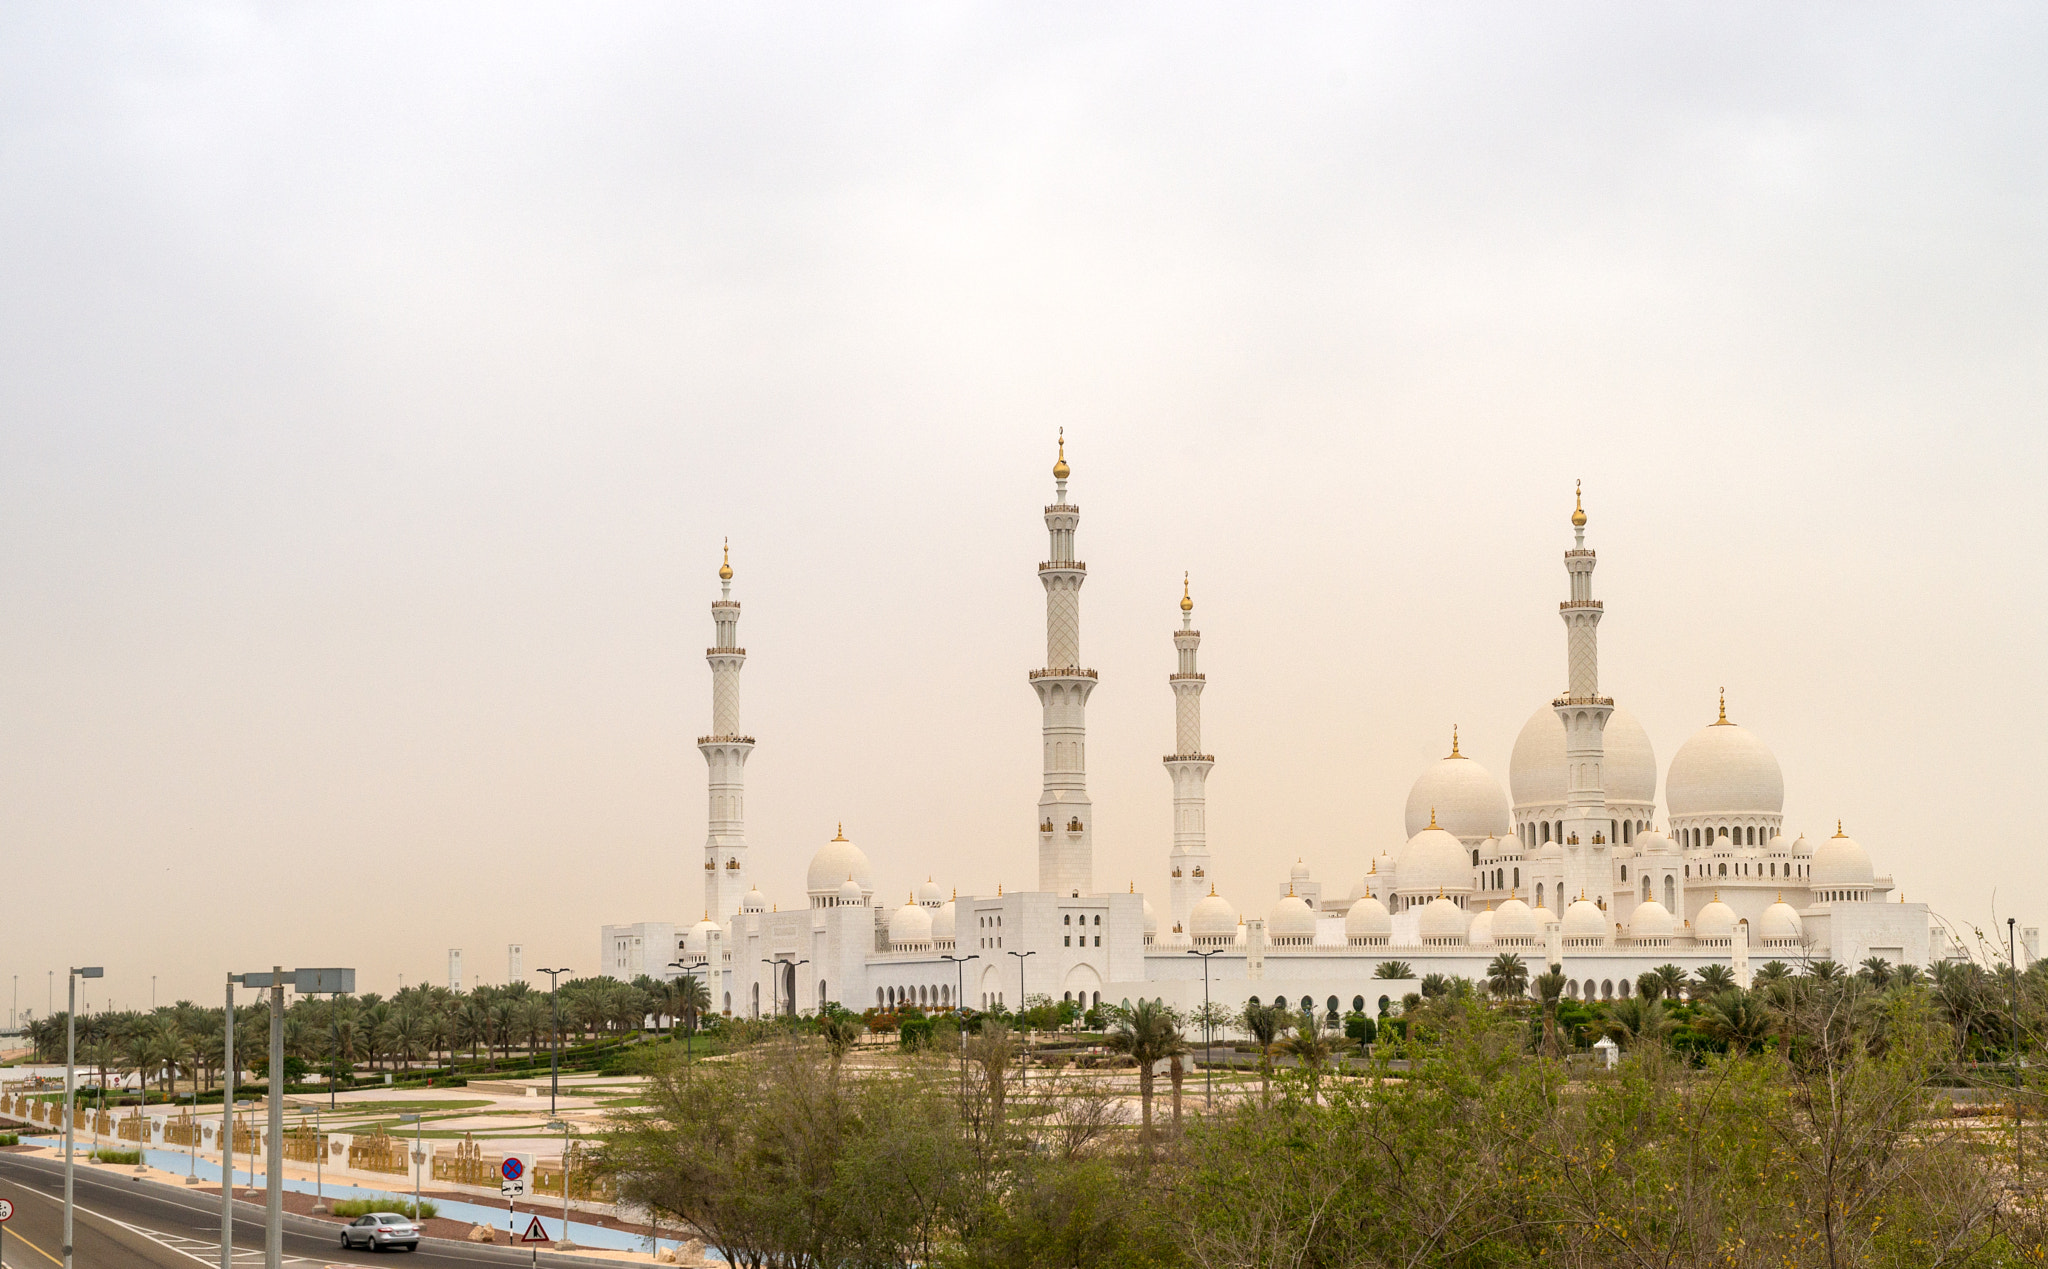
[500,1157,524,1182]
[0,1198,13,1221]
[499,1152,532,1198]
[520,1215,549,1243]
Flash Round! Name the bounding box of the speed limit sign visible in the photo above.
[0,1198,13,1221]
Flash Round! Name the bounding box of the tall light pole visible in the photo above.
[1188,949,1224,1110]
[940,955,979,1085]
[545,1118,574,1250]
[399,1114,424,1222]
[535,968,571,1114]
[63,965,104,1269]
[761,958,807,1018]
[221,973,236,1269]
[666,962,703,1065]
[1006,951,1035,1090]
[233,967,352,1269]
[2012,917,2024,1187]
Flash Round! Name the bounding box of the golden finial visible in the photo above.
[1208,883,1216,896]
[1571,479,1586,528]
[1287,883,1296,897]
[833,822,846,841]
[1052,428,1069,480]
[1449,725,1461,758]
[1181,571,1193,613]
[1775,892,1782,903]
[1129,881,1135,893]
[1834,819,1845,837]
[952,888,957,900]
[1428,806,1439,830]
[718,537,733,581]
[1715,687,1728,725]
[997,883,1003,896]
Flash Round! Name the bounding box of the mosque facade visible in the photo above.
[602,442,1968,1019]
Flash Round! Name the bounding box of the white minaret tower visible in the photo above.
[701,540,754,919]
[1163,573,1213,942]
[1033,431,1096,897]
[1555,482,1614,917]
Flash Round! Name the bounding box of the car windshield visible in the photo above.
[378,1214,409,1223]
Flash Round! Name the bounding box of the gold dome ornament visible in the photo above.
[1053,428,1069,480]
[1449,725,1462,758]
[1714,687,1730,725]
[719,537,733,581]
[1571,479,1586,528]
[1181,571,1193,613]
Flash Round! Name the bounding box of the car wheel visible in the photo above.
[338,1231,349,1248]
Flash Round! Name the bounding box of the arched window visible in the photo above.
[819,980,828,1006]
[1513,867,1521,888]
[1327,995,1340,1015]
[1541,822,1551,843]
[1353,995,1366,1012]
[1536,883,1545,911]
[1092,991,1101,1008]
[1719,863,1727,877]
[1642,875,1651,900]
[1247,995,1261,1008]
[1621,865,1629,881]
[751,983,761,1018]
[1601,980,1613,999]
[723,992,731,1013]
[1063,991,1072,1002]
[1378,995,1391,1014]
[1618,978,1631,997]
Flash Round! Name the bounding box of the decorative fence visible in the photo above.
[348,1129,409,1175]
[533,1141,613,1203]
[164,1112,200,1147]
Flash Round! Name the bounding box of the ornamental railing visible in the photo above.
[1037,561,1086,571]
[697,734,756,745]
[1028,667,1097,680]
[1558,599,1603,610]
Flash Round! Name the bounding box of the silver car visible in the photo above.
[338,1212,421,1251]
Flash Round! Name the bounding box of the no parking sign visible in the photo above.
[500,1154,533,1199]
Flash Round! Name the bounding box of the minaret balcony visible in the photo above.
[1037,561,1086,572]
[1163,753,1215,763]
[697,733,757,745]
[1029,667,1098,680]
[1168,672,1206,682]
[1042,503,1078,514]
[1557,599,1603,610]
[705,646,747,655]
[711,601,740,610]
[1549,694,1613,707]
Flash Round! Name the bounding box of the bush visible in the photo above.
[1344,1013,1377,1045]
[899,1017,934,1050]
[0,1133,18,1146]
[330,1197,437,1220]
[90,1149,140,1164]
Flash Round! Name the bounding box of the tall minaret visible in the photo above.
[701,540,754,920]
[1554,482,1614,916]
[1164,573,1213,941]
[1032,431,1096,897]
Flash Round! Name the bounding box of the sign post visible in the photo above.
[2,1193,15,1263]
[499,1154,533,1246]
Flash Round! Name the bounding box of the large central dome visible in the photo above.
[1403,747,1511,841]
[1666,720,1783,818]
[1509,703,1657,809]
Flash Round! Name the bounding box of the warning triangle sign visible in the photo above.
[520,1214,550,1244]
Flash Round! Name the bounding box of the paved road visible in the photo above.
[0,1153,556,1268]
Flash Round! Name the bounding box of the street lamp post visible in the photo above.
[1188,950,1225,1110]
[63,965,104,1269]
[666,962,702,1065]
[399,1114,425,1222]
[545,1118,574,1249]
[222,974,236,1269]
[233,967,353,1269]
[2012,917,2024,1188]
[1005,951,1035,1089]
[761,958,808,1019]
[535,968,571,1114]
[940,955,979,1082]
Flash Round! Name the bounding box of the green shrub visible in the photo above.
[899,1017,934,1050]
[90,1149,140,1164]
[1344,1013,1377,1045]
[0,1133,19,1146]
[330,1197,437,1220]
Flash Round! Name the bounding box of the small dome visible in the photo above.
[1760,897,1803,941]
[1511,704,1657,810]
[1289,857,1311,883]
[930,900,956,942]
[1531,903,1558,927]
[1790,832,1815,858]
[1493,898,1538,942]
[1190,890,1237,939]
[1418,896,1469,942]
[1666,716,1784,818]
[1404,753,1511,842]
[1812,825,1874,889]
[1536,835,1562,860]
[889,899,933,947]
[807,828,875,897]
[1765,832,1793,856]
[917,878,945,908]
[686,915,722,951]
[1397,826,1472,896]
[1628,900,1675,940]
[741,887,768,914]
[1345,891,1392,937]
[837,876,866,904]
[1142,897,1158,936]
[1466,907,1496,945]
[1479,834,1505,861]
[1634,828,1673,854]
[1695,896,1738,939]
[1563,898,1607,940]
[1268,893,1316,939]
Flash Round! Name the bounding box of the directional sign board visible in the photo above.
[521,1215,550,1243]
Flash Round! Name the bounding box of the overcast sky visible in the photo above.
[3,5,2044,1012]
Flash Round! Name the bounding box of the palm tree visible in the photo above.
[1694,964,1737,996]
[1419,973,1453,1000]
[1239,1003,1285,1101]
[1275,1020,1345,1104]
[1102,999,1185,1144]
[1891,963,1925,988]
[1696,989,1772,1055]
[1651,964,1689,1002]
[1634,971,1665,1002]
[1857,957,1895,989]
[1373,961,1415,980]
[1533,965,1568,1059]
[381,1010,426,1073]
[1485,953,1529,1001]
[454,999,491,1062]
[1601,997,1673,1051]
[673,977,712,1061]
[1754,961,1794,985]
[1806,959,1846,981]
[818,1015,863,1078]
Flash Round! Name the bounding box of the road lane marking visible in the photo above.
[0,1226,63,1266]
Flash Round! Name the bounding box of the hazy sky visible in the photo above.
[3,5,2044,1012]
